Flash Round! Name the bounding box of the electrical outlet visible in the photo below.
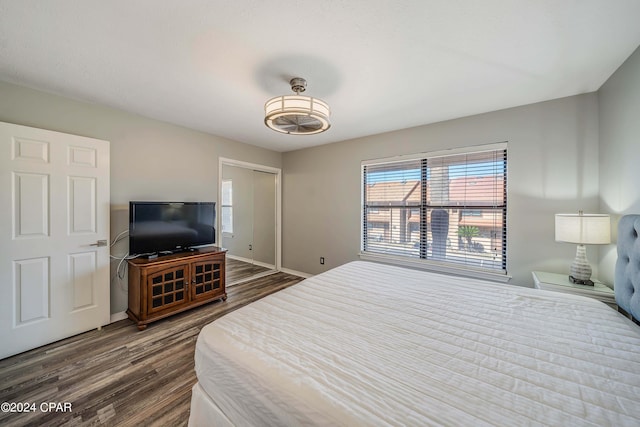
[320,257,325,265]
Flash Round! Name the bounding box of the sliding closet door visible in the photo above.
[221,165,254,260]
[252,170,276,267]
[220,162,277,270]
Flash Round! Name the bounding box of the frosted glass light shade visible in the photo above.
[555,213,611,244]
[264,95,330,135]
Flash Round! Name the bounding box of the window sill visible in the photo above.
[358,252,512,283]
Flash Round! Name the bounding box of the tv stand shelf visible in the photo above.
[126,246,227,330]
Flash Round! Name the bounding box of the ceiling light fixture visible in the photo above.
[264,77,330,135]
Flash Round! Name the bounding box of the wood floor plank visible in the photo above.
[225,258,273,285]
[0,264,304,426]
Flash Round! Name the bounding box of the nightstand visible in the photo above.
[531,271,616,309]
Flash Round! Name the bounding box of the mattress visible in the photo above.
[191,261,640,426]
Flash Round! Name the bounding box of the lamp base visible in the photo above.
[569,244,593,284]
[569,275,594,286]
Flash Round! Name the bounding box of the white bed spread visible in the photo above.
[191,261,640,426]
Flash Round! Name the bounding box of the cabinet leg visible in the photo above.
[137,324,147,331]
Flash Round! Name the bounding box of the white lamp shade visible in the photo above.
[555,213,611,244]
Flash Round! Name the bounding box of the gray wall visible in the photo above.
[283,93,601,286]
[0,81,282,315]
[3,46,637,311]
[598,46,640,285]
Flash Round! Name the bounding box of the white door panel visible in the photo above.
[0,121,110,359]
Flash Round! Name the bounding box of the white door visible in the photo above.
[0,122,110,359]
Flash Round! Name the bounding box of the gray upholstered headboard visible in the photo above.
[615,214,640,322]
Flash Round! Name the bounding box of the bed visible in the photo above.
[189,215,640,426]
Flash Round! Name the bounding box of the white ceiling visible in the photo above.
[1,1,639,152]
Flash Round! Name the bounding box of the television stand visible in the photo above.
[126,246,227,330]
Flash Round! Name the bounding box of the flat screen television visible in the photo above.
[129,201,216,255]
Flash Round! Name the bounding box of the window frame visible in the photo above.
[221,179,233,234]
[359,142,510,282]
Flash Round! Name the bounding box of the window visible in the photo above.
[221,179,233,233]
[361,143,507,274]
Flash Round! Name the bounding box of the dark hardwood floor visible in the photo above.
[225,257,274,285]
[0,266,304,427]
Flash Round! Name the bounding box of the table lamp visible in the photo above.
[555,211,610,286]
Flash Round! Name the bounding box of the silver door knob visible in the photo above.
[89,239,108,247]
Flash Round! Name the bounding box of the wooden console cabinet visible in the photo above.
[127,246,227,330]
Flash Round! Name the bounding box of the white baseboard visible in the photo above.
[227,269,280,287]
[226,254,276,270]
[110,311,128,323]
[226,254,252,263]
[280,268,313,279]
[253,260,276,270]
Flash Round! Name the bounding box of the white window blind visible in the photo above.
[362,144,507,273]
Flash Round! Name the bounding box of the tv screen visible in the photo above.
[129,201,216,255]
